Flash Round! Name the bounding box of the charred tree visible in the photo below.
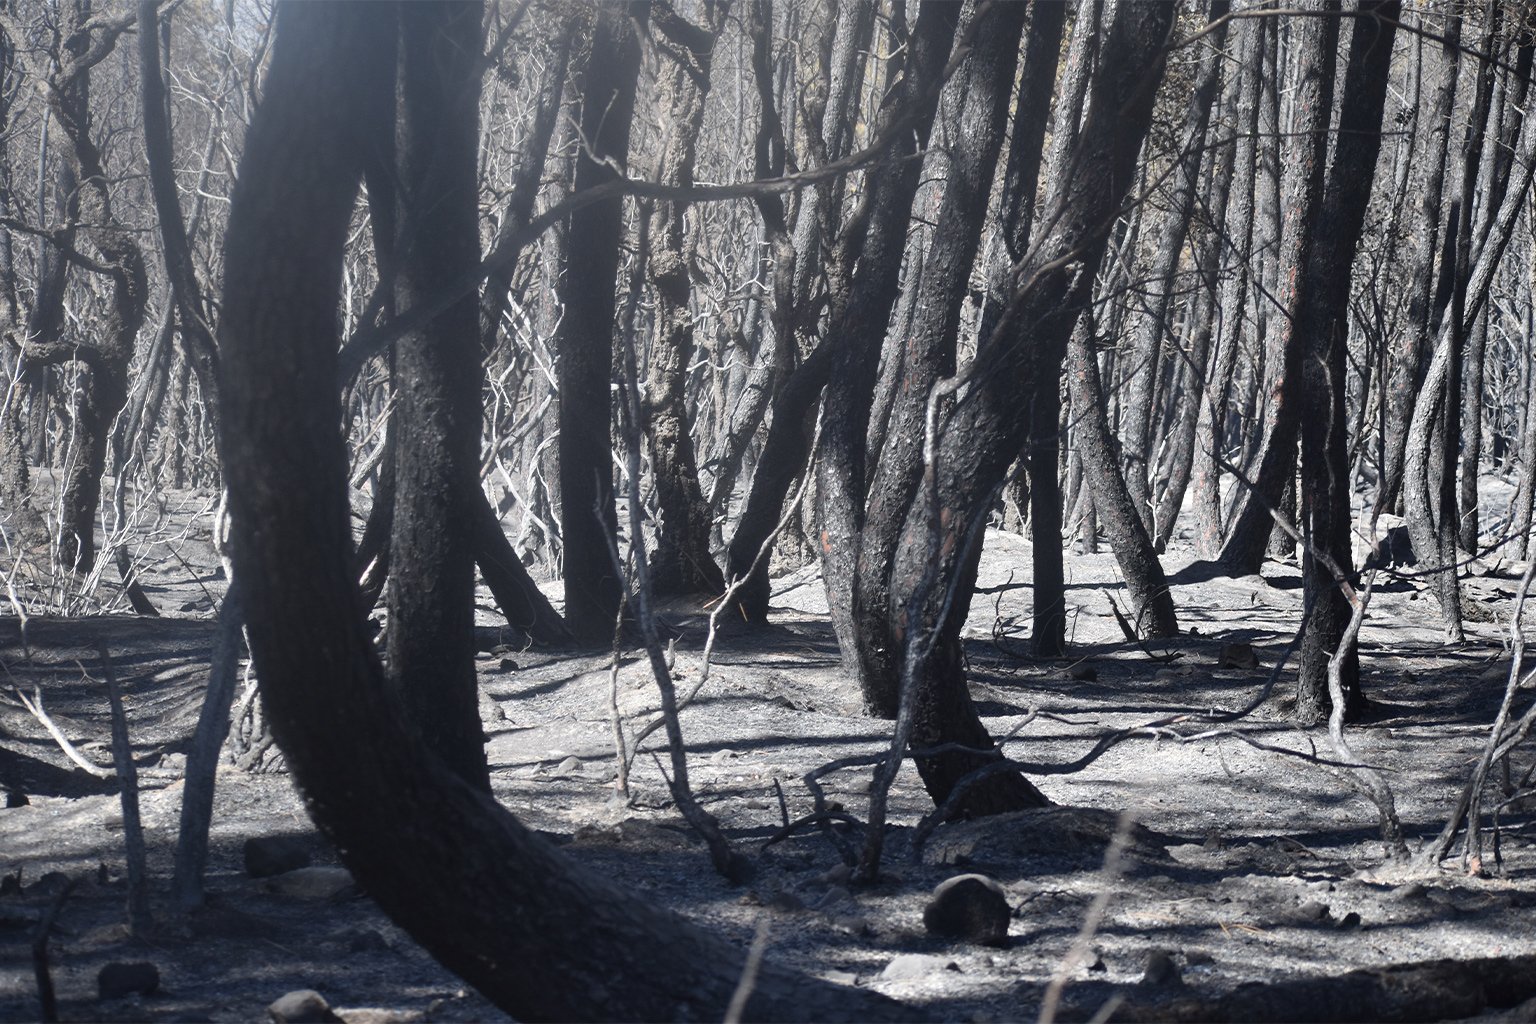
[556,3,644,645]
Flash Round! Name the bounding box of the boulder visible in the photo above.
[922,873,1010,946]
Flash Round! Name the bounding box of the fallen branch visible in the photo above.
[14,686,113,779]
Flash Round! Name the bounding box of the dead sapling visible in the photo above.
[99,643,152,935]
[603,203,748,883]
[1424,556,1536,874]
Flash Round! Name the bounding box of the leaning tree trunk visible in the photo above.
[817,0,960,683]
[877,0,1177,812]
[1118,0,1229,536]
[1378,11,1459,519]
[216,7,908,1020]
[853,0,1028,719]
[1067,316,1179,638]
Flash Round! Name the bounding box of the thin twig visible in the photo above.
[723,918,771,1024]
[14,686,113,778]
[1039,810,1136,1024]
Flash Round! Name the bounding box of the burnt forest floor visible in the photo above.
[4,476,1536,1022]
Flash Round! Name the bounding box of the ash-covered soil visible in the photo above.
[4,484,1536,1022]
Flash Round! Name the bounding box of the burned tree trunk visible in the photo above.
[556,4,644,645]
[385,1,490,791]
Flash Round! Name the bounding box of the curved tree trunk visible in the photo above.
[1216,2,1339,578]
[217,7,908,1019]
[877,0,1178,812]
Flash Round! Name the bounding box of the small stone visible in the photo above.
[498,658,517,672]
[6,791,29,808]
[1295,899,1331,922]
[710,748,737,766]
[552,755,582,777]
[1141,949,1182,986]
[1336,911,1362,930]
[98,961,160,1000]
[244,836,312,878]
[1391,882,1426,901]
[268,989,340,1023]
[1154,667,1182,681]
[923,873,1010,946]
[1219,643,1260,670]
[265,866,356,901]
[825,970,859,986]
[879,953,954,982]
[1068,663,1098,682]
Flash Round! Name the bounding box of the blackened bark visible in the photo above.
[816,1,959,681]
[386,1,489,791]
[880,0,1177,811]
[996,0,1068,656]
[1379,13,1458,517]
[1192,17,1265,558]
[643,3,726,596]
[1295,1,1399,723]
[557,4,644,645]
[854,0,1027,716]
[137,0,220,441]
[473,492,573,647]
[1067,317,1179,638]
[1119,0,1229,534]
[217,8,911,1018]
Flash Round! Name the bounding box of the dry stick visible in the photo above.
[1038,809,1136,1024]
[31,876,76,1024]
[172,577,245,909]
[723,918,772,1024]
[14,686,114,778]
[608,208,743,883]
[99,645,151,936]
[1424,556,1536,871]
[1324,571,1409,860]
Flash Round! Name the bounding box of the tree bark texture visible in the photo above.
[1294,1,1399,723]
[556,3,644,645]
[643,4,727,597]
[385,0,492,791]
[877,0,1177,810]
